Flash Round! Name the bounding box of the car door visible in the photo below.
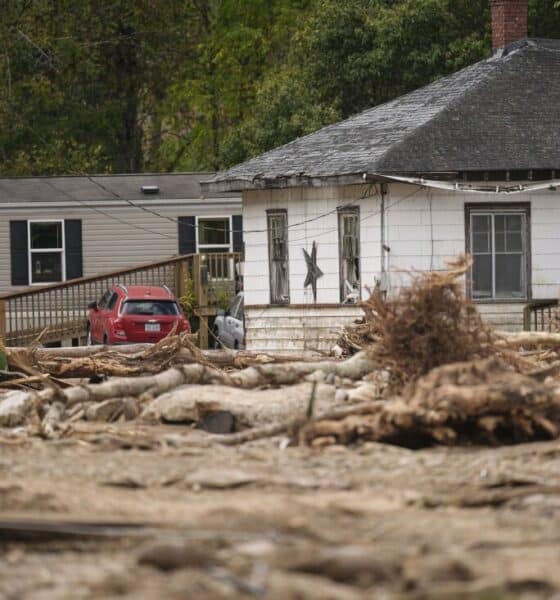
[230,294,244,349]
[92,291,109,342]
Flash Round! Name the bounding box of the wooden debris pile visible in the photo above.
[299,356,560,448]
[339,256,498,392]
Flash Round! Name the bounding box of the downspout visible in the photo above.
[380,182,388,284]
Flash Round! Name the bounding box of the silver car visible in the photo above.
[213,292,244,349]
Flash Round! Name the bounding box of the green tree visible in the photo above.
[0,0,194,175]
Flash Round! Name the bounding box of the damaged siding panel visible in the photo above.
[245,305,363,353]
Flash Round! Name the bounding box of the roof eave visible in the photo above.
[201,172,387,193]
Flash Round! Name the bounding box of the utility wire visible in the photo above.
[83,176,379,236]
[44,181,175,240]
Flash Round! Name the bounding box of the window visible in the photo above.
[107,293,119,310]
[267,210,290,304]
[339,208,361,303]
[29,221,64,284]
[10,219,82,286]
[196,217,231,252]
[197,217,232,280]
[467,205,530,300]
[121,300,180,316]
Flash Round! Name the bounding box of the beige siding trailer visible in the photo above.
[0,173,242,294]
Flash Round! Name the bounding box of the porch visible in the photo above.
[0,252,241,348]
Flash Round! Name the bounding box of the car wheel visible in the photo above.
[212,327,221,349]
[86,324,94,346]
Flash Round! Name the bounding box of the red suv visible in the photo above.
[86,284,190,345]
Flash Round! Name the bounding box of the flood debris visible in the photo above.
[339,256,498,392]
[3,256,560,455]
[299,357,560,449]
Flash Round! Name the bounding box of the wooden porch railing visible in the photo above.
[523,299,559,332]
[0,252,240,347]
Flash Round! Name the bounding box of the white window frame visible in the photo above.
[196,215,233,282]
[28,219,66,286]
[338,207,361,303]
[469,208,528,301]
[195,216,232,253]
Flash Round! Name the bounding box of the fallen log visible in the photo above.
[142,382,339,429]
[212,400,386,446]
[227,351,376,388]
[497,331,560,348]
[0,351,377,427]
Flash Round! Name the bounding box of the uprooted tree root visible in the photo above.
[299,356,560,449]
[343,256,500,393]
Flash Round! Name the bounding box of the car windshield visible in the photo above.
[121,300,179,316]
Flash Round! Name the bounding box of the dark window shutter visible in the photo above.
[10,221,29,286]
[65,220,83,280]
[178,216,196,254]
[232,215,243,253]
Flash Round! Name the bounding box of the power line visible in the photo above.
[286,185,424,245]
[83,177,379,236]
[44,181,175,240]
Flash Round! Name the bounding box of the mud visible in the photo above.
[2,423,560,599]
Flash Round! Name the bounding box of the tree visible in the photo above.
[0,0,194,175]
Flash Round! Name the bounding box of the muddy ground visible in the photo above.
[2,423,560,599]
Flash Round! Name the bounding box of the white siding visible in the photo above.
[245,306,363,353]
[0,199,241,294]
[242,183,560,349]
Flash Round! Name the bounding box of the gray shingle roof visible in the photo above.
[0,173,238,203]
[203,39,560,192]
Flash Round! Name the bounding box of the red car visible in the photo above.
[86,284,190,345]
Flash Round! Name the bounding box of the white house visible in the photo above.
[203,0,560,352]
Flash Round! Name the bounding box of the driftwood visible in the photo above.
[142,382,339,429]
[2,351,377,428]
[5,343,326,379]
[213,400,386,446]
[300,357,560,449]
[497,331,560,348]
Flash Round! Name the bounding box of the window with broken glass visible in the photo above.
[267,210,290,304]
[28,221,65,284]
[339,209,361,303]
[469,208,529,300]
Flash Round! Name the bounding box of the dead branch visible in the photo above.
[212,400,386,446]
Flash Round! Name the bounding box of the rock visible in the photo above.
[85,399,123,422]
[0,391,34,427]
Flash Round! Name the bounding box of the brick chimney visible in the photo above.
[490,0,528,51]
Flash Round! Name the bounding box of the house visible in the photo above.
[202,0,560,352]
[0,173,242,293]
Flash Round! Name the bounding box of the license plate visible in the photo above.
[145,323,160,332]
